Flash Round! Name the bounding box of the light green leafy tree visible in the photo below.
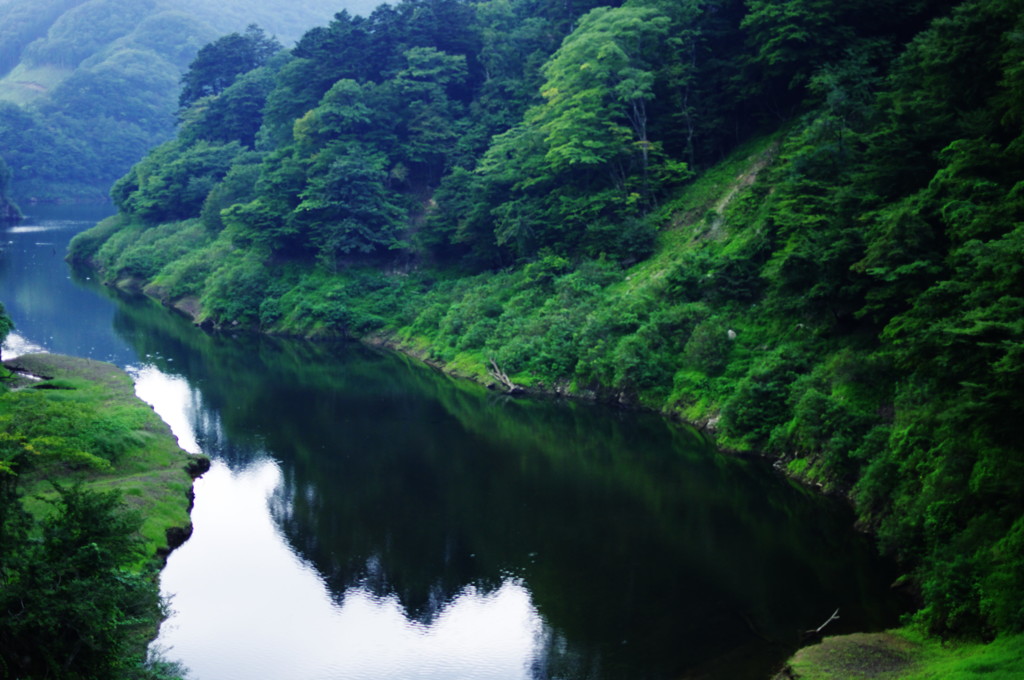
[470,4,676,259]
[532,5,670,188]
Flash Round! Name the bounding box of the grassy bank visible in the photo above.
[2,352,200,557]
[778,627,1024,680]
[1,352,202,678]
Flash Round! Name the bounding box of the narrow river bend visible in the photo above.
[1,207,905,679]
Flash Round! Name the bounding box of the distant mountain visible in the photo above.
[0,0,379,202]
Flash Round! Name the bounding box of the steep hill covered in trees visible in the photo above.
[0,0,377,202]
[72,0,1024,643]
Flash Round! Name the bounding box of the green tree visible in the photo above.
[178,25,280,109]
[0,485,163,680]
[465,5,679,260]
[112,139,246,223]
[388,46,469,178]
[180,61,281,148]
[534,6,670,184]
[0,302,11,365]
[0,302,11,344]
[294,142,407,263]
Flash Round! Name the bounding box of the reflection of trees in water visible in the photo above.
[108,292,905,679]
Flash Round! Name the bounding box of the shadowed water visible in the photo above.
[1,207,906,679]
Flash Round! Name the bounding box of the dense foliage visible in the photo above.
[0,485,166,679]
[74,0,1023,642]
[0,303,10,353]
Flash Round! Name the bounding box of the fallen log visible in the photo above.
[488,358,523,394]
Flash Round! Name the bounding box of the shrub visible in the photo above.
[201,252,270,326]
[721,346,809,450]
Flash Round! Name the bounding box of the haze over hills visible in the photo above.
[0,0,380,203]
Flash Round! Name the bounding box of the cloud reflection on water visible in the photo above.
[2,332,47,358]
[130,364,202,455]
[156,459,542,680]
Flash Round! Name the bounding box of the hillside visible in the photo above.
[70,0,1024,648]
[0,0,377,202]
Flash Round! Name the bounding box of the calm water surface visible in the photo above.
[1,207,906,679]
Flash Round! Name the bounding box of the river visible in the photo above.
[1,206,906,679]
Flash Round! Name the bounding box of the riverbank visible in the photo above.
[67,126,1024,677]
[2,352,205,557]
[83,281,1024,679]
[0,351,207,677]
[775,628,1024,680]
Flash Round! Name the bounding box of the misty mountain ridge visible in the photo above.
[0,0,379,202]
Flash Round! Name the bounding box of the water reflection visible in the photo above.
[2,332,47,358]
[104,297,903,679]
[130,364,203,455]
[160,459,544,680]
[0,207,906,679]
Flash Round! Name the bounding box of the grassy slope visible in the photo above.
[3,352,199,557]
[364,134,781,423]
[71,133,808,424]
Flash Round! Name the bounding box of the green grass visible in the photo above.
[2,353,198,559]
[784,628,1024,680]
[898,630,1024,680]
[786,457,811,477]
[653,133,781,240]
